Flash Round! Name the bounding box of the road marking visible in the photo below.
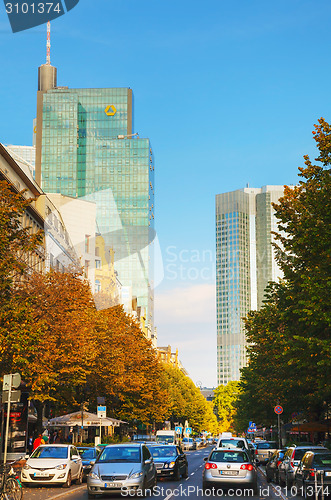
[164,492,174,500]
[37,485,86,500]
[190,472,195,476]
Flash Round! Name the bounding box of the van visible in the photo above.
[216,436,251,458]
[155,430,177,445]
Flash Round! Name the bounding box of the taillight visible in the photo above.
[290,450,295,468]
[205,463,217,470]
[240,464,254,471]
[277,461,281,467]
[255,449,258,455]
[309,469,315,478]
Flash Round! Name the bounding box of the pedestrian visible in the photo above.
[33,433,43,450]
[41,435,49,444]
[27,435,33,454]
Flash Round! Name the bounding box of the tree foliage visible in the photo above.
[161,364,218,434]
[213,381,241,433]
[235,119,331,431]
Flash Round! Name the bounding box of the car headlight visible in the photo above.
[55,464,67,470]
[168,462,176,469]
[89,472,100,480]
[129,471,143,478]
[23,465,31,470]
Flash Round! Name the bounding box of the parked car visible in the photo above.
[279,445,328,488]
[77,447,99,481]
[294,450,331,497]
[216,436,252,459]
[147,443,188,480]
[21,444,83,487]
[195,438,204,448]
[254,441,278,464]
[87,443,156,498]
[265,449,287,484]
[182,437,196,450]
[202,448,257,493]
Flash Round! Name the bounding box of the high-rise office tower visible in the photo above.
[35,56,155,337]
[215,186,284,385]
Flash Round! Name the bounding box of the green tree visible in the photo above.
[236,118,331,428]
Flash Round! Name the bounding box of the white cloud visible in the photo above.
[155,283,217,387]
[155,283,215,324]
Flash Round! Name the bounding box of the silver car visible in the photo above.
[202,448,257,494]
[278,445,327,487]
[87,443,156,498]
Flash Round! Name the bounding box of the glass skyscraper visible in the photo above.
[36,78,155,333]
[215,186,284,385]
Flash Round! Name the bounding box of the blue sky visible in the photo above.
[1,0,330,387]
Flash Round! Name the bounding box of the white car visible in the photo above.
[21,444,83,487]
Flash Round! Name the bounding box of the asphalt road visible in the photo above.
[21,447,286,500]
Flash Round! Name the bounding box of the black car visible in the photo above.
[77,446,99,480]
[265,449,287,484]
[147,444,188,480]
[295,450,331,497]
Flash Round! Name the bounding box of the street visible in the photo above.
[21,447,287,500]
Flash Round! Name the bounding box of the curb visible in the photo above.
[258,465,288,500]
[25,485,86,500]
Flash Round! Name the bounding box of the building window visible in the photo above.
[95,246,100,257]
[84,260,89,278]
[95,259,101,269]
[85,235,90,253]
[95,280,101,293]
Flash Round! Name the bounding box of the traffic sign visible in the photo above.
[97,405,106,418]
[274,405,283,414]
[185,427,192,435]
[2,390,21,403]
[175,426,182,435]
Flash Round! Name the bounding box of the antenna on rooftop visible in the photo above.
[46,21,51,65]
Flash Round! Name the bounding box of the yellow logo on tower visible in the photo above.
[104,105,117,116]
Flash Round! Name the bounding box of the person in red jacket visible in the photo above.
[33,434,43,450]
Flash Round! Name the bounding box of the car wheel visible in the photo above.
[140,478,147,497]
[76,468,83,484]
[63,471,71,488]
[294,480,302,497]
[279,474,285,487]
[174,466,181,481]
[251,482,258,495]
[182,465,189,478]
[286,475,292,489]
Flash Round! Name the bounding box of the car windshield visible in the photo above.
[150,446,177,458]
[257,442,277,449]
[313,454,331,466]
[294,449,311,460]
[156,436,174,444]
[210,451,249,463]
[78,448,95,459]
[98,446,141,463]
[219,439,246,449]
[30,446,68,459]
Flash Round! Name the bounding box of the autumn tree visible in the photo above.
[213,381,241,433]
[0,180,43,298]
[161,364,218,434]
[87,306,170,425]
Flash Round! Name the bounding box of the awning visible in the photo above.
[290,422,330,432]
[48,411,126,428]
